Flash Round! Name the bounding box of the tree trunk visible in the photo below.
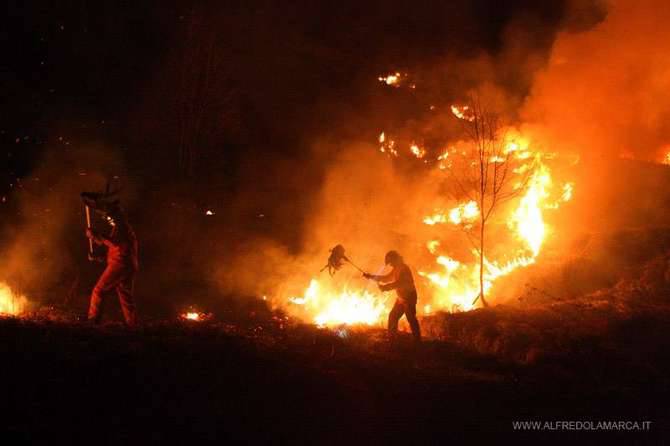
[479,220,489,307]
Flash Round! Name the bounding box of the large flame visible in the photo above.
[419,134,573,313]
[286,103,575,327]
[289,279,388,327]
[508,164,551,256]
[0,282,28,316]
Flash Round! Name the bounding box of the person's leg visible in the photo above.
[405,302,422,342]
[387,301,405,342]
[117,271,137,326]
[88,267,123,323]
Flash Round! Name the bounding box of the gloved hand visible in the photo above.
[87,253,104,263]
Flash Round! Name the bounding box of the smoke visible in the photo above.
[207,0,670,321]
[0,143,132,299]
[207,3,594,309]
[211,142,442,300]
[522,0,670,162]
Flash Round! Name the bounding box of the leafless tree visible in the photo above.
[448,94,531,307]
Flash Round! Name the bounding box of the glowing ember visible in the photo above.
[378,72,403,87]
[0,282,28,316]
[205,210,215,216]
[379,132,398,157]
[410,143,426,159]
[180,310,211,322]
[450,105,474,122]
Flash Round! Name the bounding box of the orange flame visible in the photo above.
[378,72,403,87]
[284,99,575,326]
[289,279,388,327]
[0,282,28,316]
[450,105,474,122]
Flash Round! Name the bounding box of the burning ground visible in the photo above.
[3,266,670,442]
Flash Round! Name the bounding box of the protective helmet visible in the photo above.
[385,250,401,265]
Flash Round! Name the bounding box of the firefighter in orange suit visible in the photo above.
[364,250,421,342]
[85,203,139,326]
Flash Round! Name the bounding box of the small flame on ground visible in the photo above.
[378,72,403,87]
[0,282,28,316]
[180,310,211,322]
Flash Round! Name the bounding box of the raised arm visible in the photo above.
[86,228,123,249]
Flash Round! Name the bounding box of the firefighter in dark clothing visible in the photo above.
[364,251,421,342]
[85,203,139,326]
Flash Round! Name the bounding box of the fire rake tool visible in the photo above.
[85,204,94,260]
[81,178,121,262]
[320,244,368,276]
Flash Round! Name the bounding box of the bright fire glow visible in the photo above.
[420,135,574,312]
[180,310,211,322]
[378,72,403,87]
[379,131,398,157]
[423,200,479,226]
[449,200,479,225]
[451,105,474,122]
[289,279,388,327]
[508,164,552,256]
[410,143,426,159]
[0,282,28,316]
[282,89,576,327]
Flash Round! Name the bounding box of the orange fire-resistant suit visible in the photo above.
[370,263,421,342]
[87,221,139,325]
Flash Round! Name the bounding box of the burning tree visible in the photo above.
[449,96,531,307]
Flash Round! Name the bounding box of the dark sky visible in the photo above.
[2,0,582,178]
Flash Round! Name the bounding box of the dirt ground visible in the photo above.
[2,302,669,444]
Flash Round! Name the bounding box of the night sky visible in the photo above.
[2,1,582,180]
